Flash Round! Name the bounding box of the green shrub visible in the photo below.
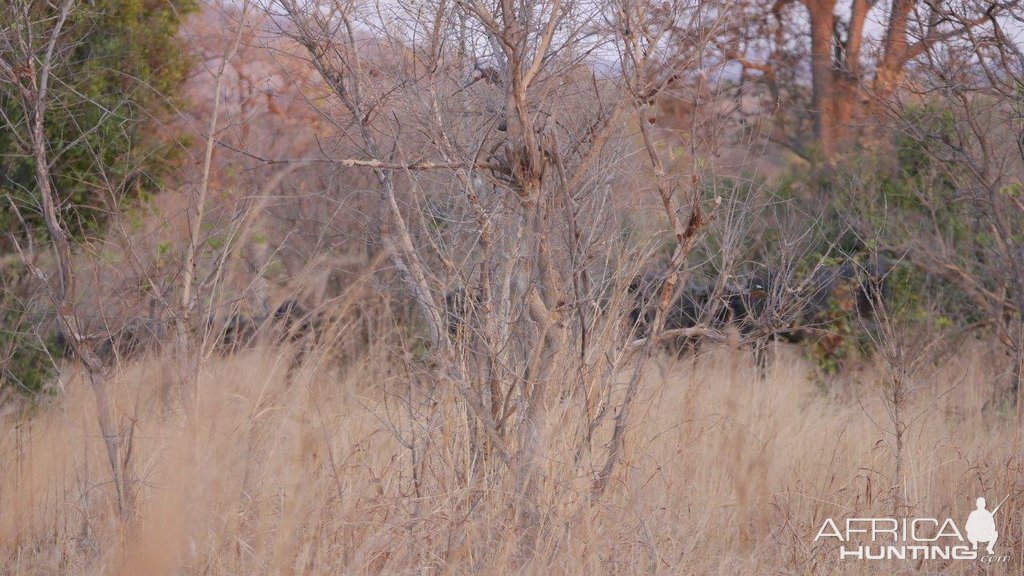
[0,0,196,247]
[0,297,59,395]
[0,0,195,398]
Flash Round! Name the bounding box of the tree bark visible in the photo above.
[799,0,918,158]
[808,1,839,159]
[874,0,915,100]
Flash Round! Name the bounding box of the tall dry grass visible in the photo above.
[1,341,1020,575]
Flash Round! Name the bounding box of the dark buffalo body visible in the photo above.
[56,299,320,364]
[627,256,897,358]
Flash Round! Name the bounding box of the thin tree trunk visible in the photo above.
[175,1,249,416]
[892,375,906,515]
[14,0,128,517]
[33,126,125,515]
[1013,326,1024,422]
[808,3,839,159]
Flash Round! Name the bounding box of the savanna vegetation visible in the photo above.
[1,0,1022,573]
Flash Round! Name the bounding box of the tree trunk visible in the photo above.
[874,0,915,100]
[1013,324,1024,422]
[31,97,127,517]
[1015,351,1024,422]
[808,2,839,159]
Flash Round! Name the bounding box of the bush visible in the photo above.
[0,0,195,398]
[0,290,59,395]
[0,0,196,247]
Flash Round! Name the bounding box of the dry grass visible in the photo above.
[1,342,1021,575]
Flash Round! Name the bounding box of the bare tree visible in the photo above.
[253,0,743,556]
[173,0,252,416]
[0,0,129,515]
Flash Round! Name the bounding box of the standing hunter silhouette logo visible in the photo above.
[966,495,1006,555]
